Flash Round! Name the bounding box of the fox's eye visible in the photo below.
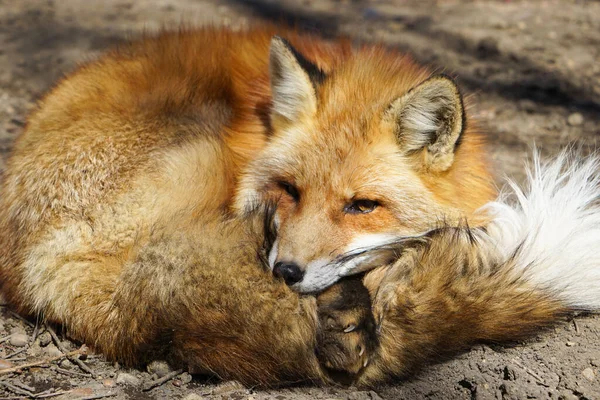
[344,199,378,214]
[278,181,300,201]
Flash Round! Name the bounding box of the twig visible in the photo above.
[35,390,70,399]
[512,359,548,387]
[8,382,34,393]
[54,367,91,378]
[0,347,85,376]
[80,392,117,400]
[45,326,95,378]
[573,319,580,333]
[0,336,11,344]
[0,381,33,397]
[31,323,40,344]
[4,349,27,360]
[142,369,183,391]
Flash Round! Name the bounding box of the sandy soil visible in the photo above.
[0,0,599,399]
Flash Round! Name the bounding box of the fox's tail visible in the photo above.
[483,149,600,311]
[361,149,600,384]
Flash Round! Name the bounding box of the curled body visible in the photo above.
[1,25,599,387]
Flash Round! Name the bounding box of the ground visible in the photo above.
[0,0,599,399]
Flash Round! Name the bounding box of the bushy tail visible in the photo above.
[483,149,600,310]
[361,149,600,385]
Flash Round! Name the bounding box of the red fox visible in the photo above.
[0,26,598,386]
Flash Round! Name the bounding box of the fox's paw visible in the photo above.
[315,275,378,379]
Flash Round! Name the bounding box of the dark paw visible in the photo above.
[315,275,378,378]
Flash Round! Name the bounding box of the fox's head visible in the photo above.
[234,36,495,293]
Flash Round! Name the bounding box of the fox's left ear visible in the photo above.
[383,75,465,172]
[269,36,325,127]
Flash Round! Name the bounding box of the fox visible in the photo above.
[0,25,599,387]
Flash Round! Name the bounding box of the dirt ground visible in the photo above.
[0,0,599,399]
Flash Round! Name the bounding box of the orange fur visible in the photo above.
[0,26,503,386]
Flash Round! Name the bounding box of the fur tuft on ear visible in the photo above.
[383,75,465,172]
[269,36,323,126]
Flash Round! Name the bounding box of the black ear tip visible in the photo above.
[427,74,461,93]
[270,35,292,50]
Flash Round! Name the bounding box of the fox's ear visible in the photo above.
[269,36,324,126]
[383,75,465,172]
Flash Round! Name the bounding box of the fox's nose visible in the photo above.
[273,261,304,286]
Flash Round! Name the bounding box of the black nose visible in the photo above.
[273,261,304,285]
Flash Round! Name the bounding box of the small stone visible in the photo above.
[116,372,142,386]
[566,341,577,347]
[59,359,72,368]
[102,379,116,388]
[9,327,25,335]
[567,112,584,126]
[582,367,595,381]
[38,331,52,347]
[44,343,63,358]
[9,333,29,347]
[147,360,172,378]
[182,394,204,400]
[179,372,192,384]
[28,342,43,357]
[503,366,517,381]
[0,359,13,370]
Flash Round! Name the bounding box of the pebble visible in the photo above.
[38,331,52,347]
[567,112,584,126]
[116,372,142,386]
[147,360,172,378]
[582,367,595,381]
[503,365,517,381]
[566,341,577,347]
[0,359,13,370]
[9,327,25,335]
[102,379,117,388]
[9,333,29,347]
[44,343,63,358]
[59,359,72,368]
[179,372,192,385]
[182,394,204,400]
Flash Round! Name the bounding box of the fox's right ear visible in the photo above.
[269,36,324,127]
